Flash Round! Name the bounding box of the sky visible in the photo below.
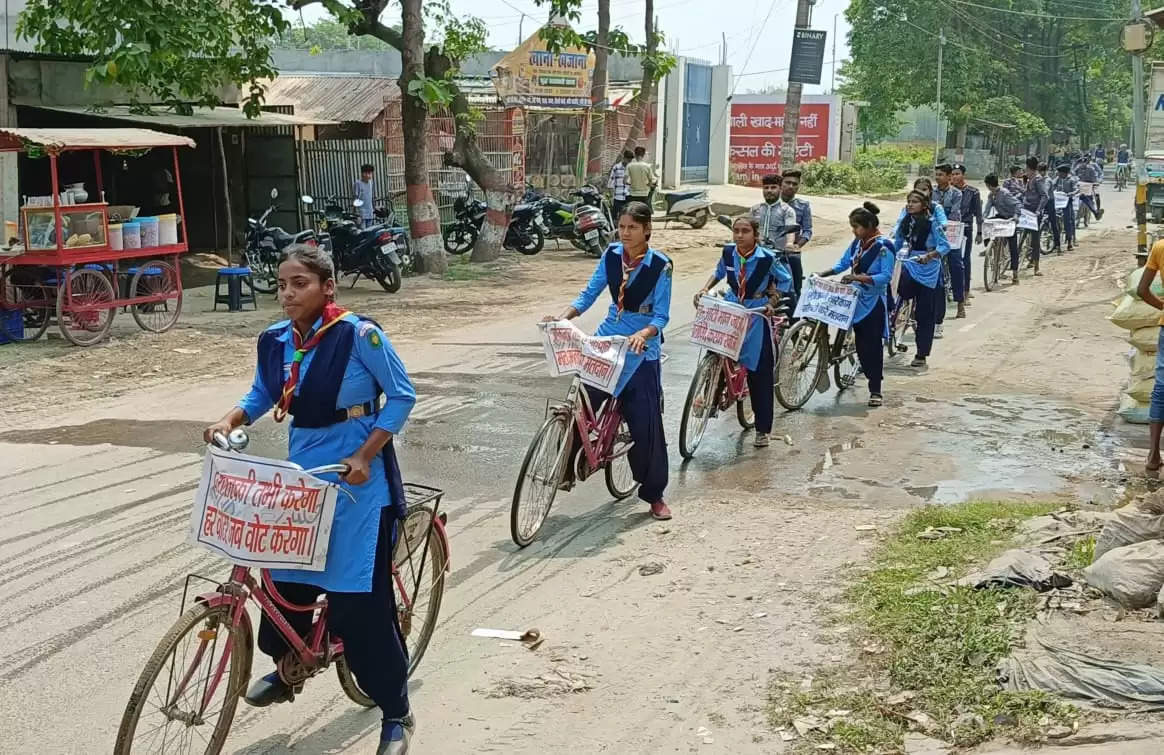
[295,0,853,95]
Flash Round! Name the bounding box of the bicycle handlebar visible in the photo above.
[210,431,351,478]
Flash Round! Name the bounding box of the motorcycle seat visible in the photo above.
[269,228,296,248]
[664,190,706,202]
[512,203,534,213]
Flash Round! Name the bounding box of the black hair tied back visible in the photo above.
[849,201,881,230]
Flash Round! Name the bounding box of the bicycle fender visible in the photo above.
[194,591,255,638]
[433,516,452,572]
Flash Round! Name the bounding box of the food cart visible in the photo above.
[0,128,194,346]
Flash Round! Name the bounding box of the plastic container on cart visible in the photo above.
[0,308,22,344]
[138,216,159,248]
[123,221,141,249]
[157,213,178,245]
[109,223,123,251]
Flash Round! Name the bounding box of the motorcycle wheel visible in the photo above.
[515,226,545,255]
[251,257,277,294]
[569,237,589,252]
[371,256,402,293]
[690,209,709,229]
[443,224,477,255]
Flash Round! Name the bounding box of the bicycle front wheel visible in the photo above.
[510,413,570,547]
[833,329,860,391]
[775,320,825,411]
[679,353,719,459]
[604,419,639,499]
[115,601,252,755]
[983,241,996,291]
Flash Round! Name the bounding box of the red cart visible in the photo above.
[0,128,194,346]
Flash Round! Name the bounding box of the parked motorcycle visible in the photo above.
[311,197,403,293]
[442,194,545,255]
[522,184,612,255]
[244,188,318,293]
[656,189,713,229]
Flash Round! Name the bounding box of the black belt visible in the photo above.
[332,401,378,423]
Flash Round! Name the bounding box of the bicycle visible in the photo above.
[511,338,638,547]
[774,280,861,411]
[1116,163,1129,192]
[884,248,915,359]
[981,217,1015,292]
[115,430,449,755]
[678,299,789,459]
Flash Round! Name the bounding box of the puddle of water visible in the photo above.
[0,419,209,455]
[809,438,864,480]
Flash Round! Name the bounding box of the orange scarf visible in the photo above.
[616,246,648,316]
[736,244,757,298]
[273,302,350,423]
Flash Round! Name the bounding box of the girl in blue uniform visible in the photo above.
[203,245,417,755]
[546,201,673,520]
[818,202,895,406]
[893,190,951,369]
[693,216,792,446]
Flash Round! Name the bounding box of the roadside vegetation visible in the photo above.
[796,145,931,196]
[768,500,1079,752]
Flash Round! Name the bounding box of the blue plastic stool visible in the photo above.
[214,267,257,312]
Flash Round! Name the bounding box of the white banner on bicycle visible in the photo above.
[982,218,1015,240]
[188,446,339,571]
[794,275,859,330]
[1054,191,1069,210]
[943,221,964,248]
[1017,209,1039,231]
[539,320,629,393]
[1078,181,1094,196]
[690,295,751,360]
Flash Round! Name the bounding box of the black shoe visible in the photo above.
[244,672,298,707]
[377,714,416,755]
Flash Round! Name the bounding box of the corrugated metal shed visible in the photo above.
[0,127,196,152]
[20,104,332,128]
[263,74,400,123]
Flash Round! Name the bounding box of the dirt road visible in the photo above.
[0,197,1146,753]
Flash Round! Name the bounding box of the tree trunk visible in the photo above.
[624,0,655,151]
[398,0,445,273]
[780,0,814,170]
[955,121,967,164]
[587,0,610,181]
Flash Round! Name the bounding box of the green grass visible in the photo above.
[441,256,502,282]
[1064,535,1096,569]
[768,501,1079,752]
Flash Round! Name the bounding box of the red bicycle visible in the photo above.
[511,344,638,547]
[679,302,786,458]
[115,430,449,754]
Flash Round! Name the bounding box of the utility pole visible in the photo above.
[935,28,945,166]
[830,13,838,92]
[780,0,814,170]
[1131,0,1148,257]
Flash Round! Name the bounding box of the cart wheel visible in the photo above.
[0,268,54,342]
[57,268,115,346]
[129,259,182,333]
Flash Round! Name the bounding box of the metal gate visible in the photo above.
[681,63,712,183]
[245,133,300,233]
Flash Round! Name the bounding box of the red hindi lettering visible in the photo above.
[243,516,272,553]
[202,505,219,537]
[212,468,258,502]
[254,473,284,509]
[280,479,322,516]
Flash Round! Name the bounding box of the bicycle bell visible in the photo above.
[227,428,250,451]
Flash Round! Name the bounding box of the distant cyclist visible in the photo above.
[1117,144,1131,187]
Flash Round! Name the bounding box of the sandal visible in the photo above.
[868,394,883,407]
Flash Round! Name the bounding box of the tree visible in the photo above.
[277,18,394,51]
[587,0,610,180]
[17,0,288,116]
[623,0,677,153]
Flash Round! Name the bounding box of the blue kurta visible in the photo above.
[237,313,417,592]
[712,244,792,371]
[892,211,950,289]
[829,237,896,337]
[571,243,672,396]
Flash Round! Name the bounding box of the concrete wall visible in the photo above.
[7,56,237,107]
[658,58,733,187]
[708,64,731,184]
[660,58,685,189]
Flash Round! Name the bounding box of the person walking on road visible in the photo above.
[1137,238,1164,472]
[608,149,632,221]
[627,146,656,208]
[546,201,673,520]
[984,174,1022,286]
[1051,164,1078,252]
[780,169,813,297]
[934,165,965,324]
[693,216,792,447]
[893,190,950,369]
[203,245,417,755]
[751,173,797,254]
[1021,155,1049,276]
[1074,157,1104,221]
[901,178,951,338]
[819,202,894,407]
[951,163,982,310]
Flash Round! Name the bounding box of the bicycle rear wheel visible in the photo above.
[115,602,252,755]
[604,419,639,499]
[833,330,860,391]
[775,320,825,411]
[510,413,570,547]
[679,353,718,459]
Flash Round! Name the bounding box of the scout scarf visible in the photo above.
[273,301,350,423]
[617,246,648,316]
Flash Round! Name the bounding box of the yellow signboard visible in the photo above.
[491,24,596,109]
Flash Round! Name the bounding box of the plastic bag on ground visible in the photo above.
[1094,495,1164,558]
[1128,375,1155,402]
[1001,638,1164,710]
[1082,539,1164,608]
[1118,392,1152,425]
[1110,295,1161,331]
[1126,267,1164,299]
[1128,347,1157,380]
[958,549,1071,591]
[1127,326,1161,353]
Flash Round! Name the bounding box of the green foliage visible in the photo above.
[278,18,393,51]
[797,159,905,195]
[852,144,933,171]
[534,1,676,85]
[408,75,456,108]
[18,0,287,117]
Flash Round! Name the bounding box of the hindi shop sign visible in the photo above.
[794,275,859,330]
[188,447,339,571]
[690,296,752,361]
[728,101,832,186]
[490,24,595,109]
[789,28,828,85]
[540,321,630,393]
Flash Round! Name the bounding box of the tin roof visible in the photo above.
[21,104,333,128]
[263,74,400,123]
[0,127,196,153]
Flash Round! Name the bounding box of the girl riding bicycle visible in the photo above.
[893,190,951,369]
[202,244,418,755]
[692,216,791,447]
[544,201,673,520]
[818,202,895,407]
